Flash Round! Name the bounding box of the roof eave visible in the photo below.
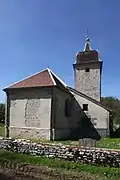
[68,86,112,112]
[3,85,56,92]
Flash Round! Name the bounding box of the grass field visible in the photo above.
[0,125,120,179]
[0,150,120,180]
[31,138,120,150]
[96,138,120,149]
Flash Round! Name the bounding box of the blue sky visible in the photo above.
[0,0,120,102]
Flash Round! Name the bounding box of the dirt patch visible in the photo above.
[0,164,103,180]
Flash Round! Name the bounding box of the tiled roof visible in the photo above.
[3,67,110,112]
[3,68,67,91]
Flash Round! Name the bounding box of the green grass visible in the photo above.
[30,138,120,150]
[96,138,120,149]
[30,138,79,146]
[0,150,120,180]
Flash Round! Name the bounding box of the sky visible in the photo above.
[0,0,120,102]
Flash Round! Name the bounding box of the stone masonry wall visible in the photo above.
[53,87,72,140]
[74,63,101,102]
[0,138,120,168]
[70,90,109,136]
[7,88,52,140]
[9,127,50,140]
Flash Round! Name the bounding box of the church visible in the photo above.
[3,38,111,140]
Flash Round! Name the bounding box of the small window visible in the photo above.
[85,68,90,72]
[83,104,88,111]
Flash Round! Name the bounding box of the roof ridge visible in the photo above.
[3,68,53,90]
[3,68,68,91]
[47,68,56,86]
[48,68,67,88]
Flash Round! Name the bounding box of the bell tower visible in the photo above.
[73,38,103,102]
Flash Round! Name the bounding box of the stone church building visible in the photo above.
[3,38,111,140]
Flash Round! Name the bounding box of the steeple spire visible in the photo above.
[83,28,92,51]
[86,27,89,39]
[84,38,92,51]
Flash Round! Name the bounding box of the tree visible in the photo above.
[101,97,120,125]
[0,103,5,124]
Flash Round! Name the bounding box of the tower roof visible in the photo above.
[75,38,99,64]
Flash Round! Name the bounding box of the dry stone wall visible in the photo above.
[0,138,120,168]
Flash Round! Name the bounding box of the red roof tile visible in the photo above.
[4,69,55,90]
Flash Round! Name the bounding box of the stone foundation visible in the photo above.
[9,126,51,140]
[8,127,109,141]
